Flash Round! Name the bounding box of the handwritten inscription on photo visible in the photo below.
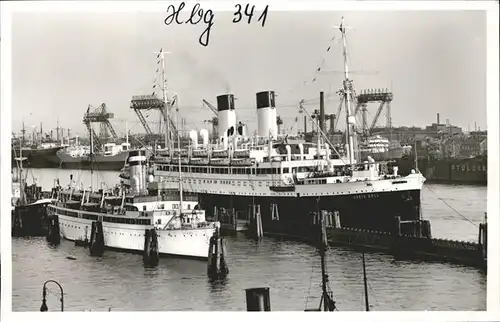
[164,2,269,47]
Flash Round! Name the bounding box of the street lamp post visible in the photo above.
[40,280,64,312]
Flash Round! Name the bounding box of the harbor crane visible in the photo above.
[82,103,118,151]
[202,99,219,138]
[130,94,179,147]
[355,88,393,137]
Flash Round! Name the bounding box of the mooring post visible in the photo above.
[12,209,24,237]
[46,214,61,245]
[422,220,432,239]
[143,228,159,266]
[479,223,487,261]
[89,221,105,257]
[207,227,229,279]
[245,287,271,311]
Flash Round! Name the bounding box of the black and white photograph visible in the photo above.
[1,0,499,318]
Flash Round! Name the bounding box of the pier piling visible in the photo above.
[207,229,229,279]
[245,287,271,311]
[46,214,61,245]
[393,216,402,237]
[249,204,263,240]
[89,221,105,257]
[479,223,487,261]
[143,229,159,266]
[12,209,24,237]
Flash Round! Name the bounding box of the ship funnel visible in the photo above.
[199,129,209,147]
[256,91,277,139]
[128,150,147,195]
[189,130,198,149]
[216,94,236,139]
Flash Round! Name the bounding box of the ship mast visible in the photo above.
[362,251,370,311]
[18,122,26,205]
[157,48,183,211]
[88,107,94,192]
[176,102,183,213]
[157,49,171,155]
[339,17,356,168]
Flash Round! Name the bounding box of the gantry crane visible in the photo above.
[130,94,179,147]
[355,88,393,137]
[82,103,118,151]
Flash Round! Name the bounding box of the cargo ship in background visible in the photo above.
[10,143,64,168]
[395,155,487,185]
[11,122,66,168]
[57,141,132,171]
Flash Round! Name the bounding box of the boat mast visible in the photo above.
[158,48,171,155]
[88,107,94,192]
[339,17,355,168]
[362,251,370,311]
[177,106,183,212]
[19,122,26,205]
[158,48,183,211]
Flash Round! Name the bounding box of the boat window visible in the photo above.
[187,204,191,210]
[283,168,289,174]
[143,205,147,211]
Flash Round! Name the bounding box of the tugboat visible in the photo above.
[11,142,53,237]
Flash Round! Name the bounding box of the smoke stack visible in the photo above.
[329,114,336,133]
[319,91,325,132]
[256,91,277,138]
[128,150,147,195]
[304,115,307,134]
[216,94,236,140]
[437,113,440,125]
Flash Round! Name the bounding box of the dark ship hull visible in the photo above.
[11,203,50,237]
[199,189,422,236]
[11,146,63,168]
[395,156,487,185]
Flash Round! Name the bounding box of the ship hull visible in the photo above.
[152,168,424,235]
[11,203,50,236]
[199,189,421,235]
[56,152,128,171]
[47,205,214,259]
[395,156,487,185]
[12,146,63,168]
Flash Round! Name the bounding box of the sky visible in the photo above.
[11,9,487,139]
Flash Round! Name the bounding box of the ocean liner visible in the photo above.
[149,18,425,236]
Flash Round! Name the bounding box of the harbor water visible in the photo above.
[12,168,487,311]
